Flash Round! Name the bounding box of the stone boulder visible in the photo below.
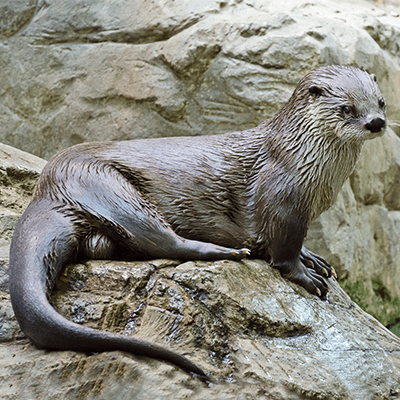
[0,131,399,400]
[1,246,400,398]
[0,143,46,246]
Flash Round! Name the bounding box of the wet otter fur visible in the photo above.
[9,65,387,381]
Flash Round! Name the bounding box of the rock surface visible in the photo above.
[0,143,46,246]
[2,257,400,400]
[0,0,400,160]
[1,0,400,398]
[0,114,399,400]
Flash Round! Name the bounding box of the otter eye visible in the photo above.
[379,98,385,109]
[342,105,352,115]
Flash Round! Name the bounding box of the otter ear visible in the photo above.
[309,85,323,97]
[370,73,377,82]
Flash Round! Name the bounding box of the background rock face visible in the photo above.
[1,0,400,398]
[1,0,400,159]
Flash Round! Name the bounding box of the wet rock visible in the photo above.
[1,258,399,399]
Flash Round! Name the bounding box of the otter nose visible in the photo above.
[365,117,386,133]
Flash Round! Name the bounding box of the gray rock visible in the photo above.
[1,0,399,159]
[1,258,399,399]
[0,0,37,38]
[0,143,46,245]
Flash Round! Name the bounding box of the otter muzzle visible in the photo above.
[365,117,386,133]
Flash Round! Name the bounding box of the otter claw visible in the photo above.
[230,248,251,260]
[300,247,334,279]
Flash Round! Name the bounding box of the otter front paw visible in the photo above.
[274,258,328,299]
[300,246,337,279]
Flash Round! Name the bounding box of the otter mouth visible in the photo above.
[364,128,386,140]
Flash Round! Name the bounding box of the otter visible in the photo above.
[9,65,387,382]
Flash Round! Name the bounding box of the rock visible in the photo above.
[0,0,400,159]
[0,0,37,38]
[1,258,399,399]
[0,143,46,246]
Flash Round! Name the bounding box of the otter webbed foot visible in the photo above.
[300,246,337,279]
[273,258,329,299]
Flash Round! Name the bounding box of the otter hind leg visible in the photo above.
[94,193,250,261]
[174,238,251,261]
[300,246,337,279]
[113,218,251,262]
[73,166,250,262]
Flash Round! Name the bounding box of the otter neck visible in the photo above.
[294,132,362,221]
[258,114,364,222]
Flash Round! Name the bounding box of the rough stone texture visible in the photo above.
[0,121,399,400]
[1,0,400,398]
[1,0,400,160]
[0,143,46,246]
[1,258,400,400]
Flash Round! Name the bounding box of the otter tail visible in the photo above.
[9,200,210,382]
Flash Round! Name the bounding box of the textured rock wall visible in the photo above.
[1,0,400,359]
[1,0,400,159]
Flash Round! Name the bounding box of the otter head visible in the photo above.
[301,65,387,142]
